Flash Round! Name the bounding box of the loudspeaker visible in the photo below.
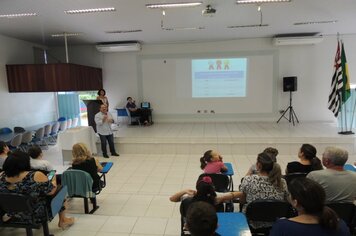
[283,76,297,92]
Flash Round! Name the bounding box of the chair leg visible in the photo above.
[89,197,99,214]
[42,221,52,236]
[26,227,33,236]
[84,198,89,214]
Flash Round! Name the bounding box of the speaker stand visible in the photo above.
[277,91,299,126]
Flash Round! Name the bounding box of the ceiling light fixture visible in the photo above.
[294,20,338,25]
[51,33,82,37]
[0,13,37,18]
[236,0,290,4]
[106,30,142,34]
[162,26,205,31]
[146,2,202,9]
[227,24,268,28]
[64,7,116,14]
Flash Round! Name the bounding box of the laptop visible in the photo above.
[141,102,150,109]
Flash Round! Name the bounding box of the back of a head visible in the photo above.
[28,145,42,159]
[194,176,216,206]
[72,143,91,163]
[263,147,279,162]
[3,150,31,177]
[288,178,338,230]
[324,146,348,167]
[186,201,218,236]
[301,144,323,170]
[200,150,213,170]
[257,152,283,188]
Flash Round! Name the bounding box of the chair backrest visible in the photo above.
[35,127,45,139]
[72,117,79,127]
[198,173,230,192]
[326,202,356,231]
[180,197,194,236]
[14,126,26,133]
[21,131,33,144]
[58,117,66,122]
[44,124,52,137]
[51,122,60,134]
[0,192,33,215]
[62,169,95,198]
[66,119,72,129]
[283,172,308,185]
[246,199,295,222]
[0,127,12,134]
[10,133,23,147]
[59,121,67,131]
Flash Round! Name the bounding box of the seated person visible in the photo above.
[270,178,349,236]
[246,147,278,176]
[286,144,323,175]
[0,151,74,229]
[200,150,227,174]
[71,143,103,192]
[28,145,53,172]
[0,141,10,169]
[186,201,219,236]
[170,176,241,210]
[126,96,151,125]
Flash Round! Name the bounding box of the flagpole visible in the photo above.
[350,88,356,130]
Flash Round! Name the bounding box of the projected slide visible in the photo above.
[192,58,247,98]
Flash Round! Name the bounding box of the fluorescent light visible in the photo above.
[51,33,82,37]
[64,7,116,14]
[162,26,205,31]
[236,0,290,4]
[106,29,142,34]
[0,13,37,18]
[146,2,202,9]
[294,20,337,25]
[227,24,269,28]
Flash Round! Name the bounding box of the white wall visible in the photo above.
[56,35,356,123]
[0,34,56,128]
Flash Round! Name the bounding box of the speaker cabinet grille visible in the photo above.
[283,76,297,92]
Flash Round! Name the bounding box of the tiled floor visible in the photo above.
[1,122,355,236]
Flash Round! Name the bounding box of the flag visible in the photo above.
[328,41,343,117]
[340,42,351,103]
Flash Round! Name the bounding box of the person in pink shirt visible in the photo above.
[200,150,228,174]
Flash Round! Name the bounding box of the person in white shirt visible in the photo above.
[28,145,53,172]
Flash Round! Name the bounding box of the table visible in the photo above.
[223,162,234,191]
[344,164,356,172]
[216,212,251,236]
[57,126,98,164]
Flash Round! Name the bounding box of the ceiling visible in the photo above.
[0,0,355,47]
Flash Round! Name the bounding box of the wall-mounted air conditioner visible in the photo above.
[273,35,323,46]
[96,41,141,52]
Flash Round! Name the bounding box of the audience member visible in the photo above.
[270,178,349,236]
[126,96,151,126]
[170,176,241,208]
[0,151,74,229]
[28,145,53,172]
[307,146,356,203]
[72,143,103,192]
[94,104,119,158]
[286,144,323,175]
[200,150,227,174]
[186,201,219,236]
[246,147,278,175]
[0,141,10,169]
[96,89,109,108]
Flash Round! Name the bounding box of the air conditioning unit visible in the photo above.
[273,35,323,46]
[96,41,141,52]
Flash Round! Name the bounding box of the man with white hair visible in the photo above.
[307,146,356,203]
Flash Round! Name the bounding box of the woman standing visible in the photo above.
[97,89,109,108]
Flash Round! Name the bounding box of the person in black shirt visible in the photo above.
[126,97,151,125]
[286,144,323,174]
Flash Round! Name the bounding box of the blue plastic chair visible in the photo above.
[0,127,12,134]
[57,117,66,122]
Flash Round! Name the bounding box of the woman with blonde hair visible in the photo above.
[72,143,103,191]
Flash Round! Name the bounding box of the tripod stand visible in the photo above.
[277,91,299,126]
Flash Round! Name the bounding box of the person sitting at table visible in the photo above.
[0,151,74,229]
[71,143,103,192]
[269,178,349,236]
[0,141,10,169]
[169,176,241,209]
[246,147,279,176]
[186,201,219,236]
[285,144,323,175]
[28,145,53,172]
[240,152,288,229]
[200,150,228,174]
[126,96,151,126]
[96,89,109,108]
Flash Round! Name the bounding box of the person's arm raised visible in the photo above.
[169,189,196,202]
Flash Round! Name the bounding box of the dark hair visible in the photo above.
[186,201,218,236]
[257,152,283,189]
[0,141,8,154]
[263,147,279,162]
[300,144,323,171]
[127,96,132,101]
[97,89,106,96]
[28,145,42,159]
[2,150,31,177]
[200,150,213,169]
[193,176,217,206]
[288,178,339,230]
